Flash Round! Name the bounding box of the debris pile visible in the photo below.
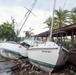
[10,58,76,75]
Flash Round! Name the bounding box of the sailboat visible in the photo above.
[28,0,69,73]
[0,0,37,60]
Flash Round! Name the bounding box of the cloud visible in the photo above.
[0,5,27,24]
[19,9,52,36]
[16,0,21,2]
[0,5,51,37]
[0,0,76,38]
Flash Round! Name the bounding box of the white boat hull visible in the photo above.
[0,41,28,59]
[0,49,21,60]
[28,42,69,72]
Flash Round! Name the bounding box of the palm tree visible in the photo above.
[44,8,69,30]
[54,8,69,28]
[69,7,76,24]
[44,17,52,30]
[23,28,34,38]
[44,16,58,30]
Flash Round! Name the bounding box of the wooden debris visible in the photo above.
[11,58,76,75]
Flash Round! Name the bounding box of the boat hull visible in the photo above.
[28,42,69,72]
[0,41,28,59]
[0,49,22,60]
[30,61,54,73]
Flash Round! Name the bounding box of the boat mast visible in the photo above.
[50,0,56,41]
[17,0,37,36]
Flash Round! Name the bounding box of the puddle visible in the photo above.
[0,56,16,75]
[0,61,15,75]
[0,72,13,75]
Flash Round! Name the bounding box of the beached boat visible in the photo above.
[28,41,69,73]
[28,0,69,74]
[0,41,28,60]
[0,0,37,60]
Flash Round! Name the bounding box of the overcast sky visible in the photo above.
[0,0,76,36]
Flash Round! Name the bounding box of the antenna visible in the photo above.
[17,0,37,36]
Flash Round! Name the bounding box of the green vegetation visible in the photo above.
[20,70,25,75]
[29,71,36,75]
[0,18,34,41]
[44,17,52,30]
[69,7,76,24]
[54,8,69,28]
[23,28,34,39]
[62,41,72,50]
[44,7,76,50]
[44,7,76,30]
[0,21,15,41]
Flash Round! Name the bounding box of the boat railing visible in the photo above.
[33,40,45,46]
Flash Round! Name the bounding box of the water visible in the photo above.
[0,68,11,73]
[0,63,12,75]
[0,69,13,75]
[0,56,16,75]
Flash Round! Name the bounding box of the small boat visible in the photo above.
[0,41,28,60]
[28,41,69,73]
[28,0,69,73]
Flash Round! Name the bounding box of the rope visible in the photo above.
[62,0,67,9]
